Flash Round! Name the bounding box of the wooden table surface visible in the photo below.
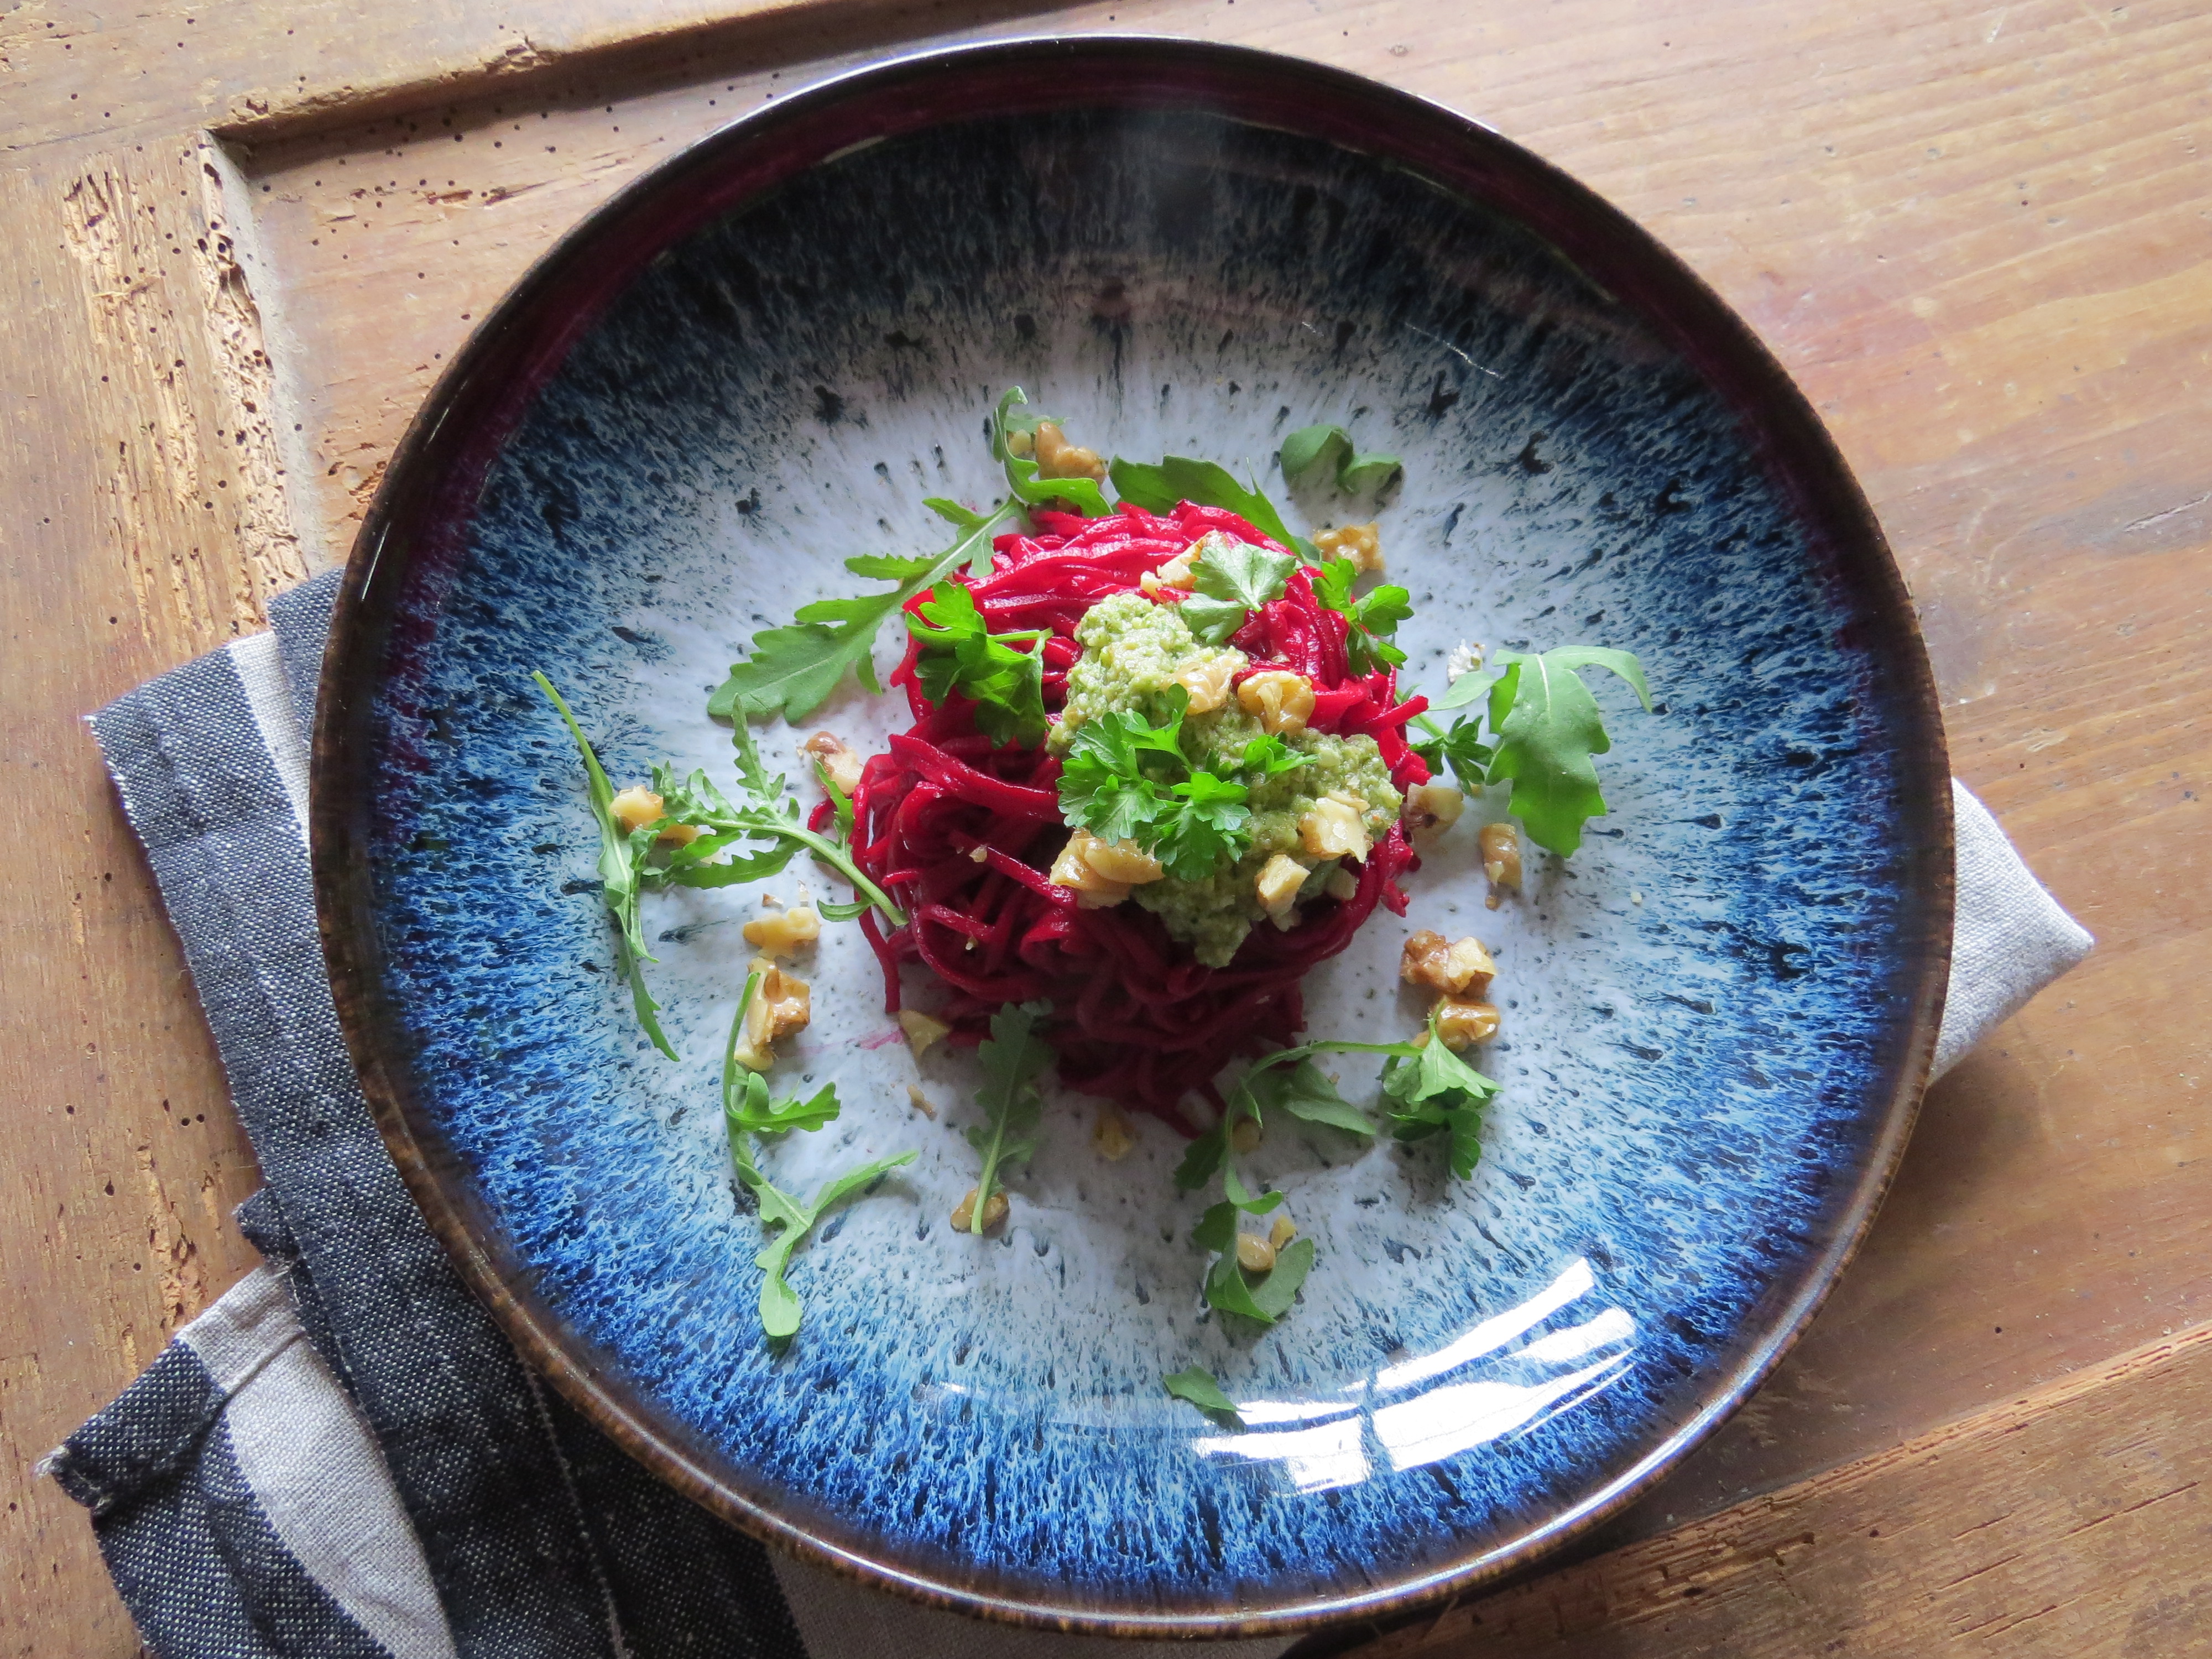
[4,1,2206,1652]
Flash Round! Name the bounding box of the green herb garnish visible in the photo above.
[533,672,680,1058]
[1481,646,1653,856]
[1162,1366,1244,1424]
[994,387,1114,518]
[1380,1009,1504,1180]
[1178,535,1298,645]
[1053,688,1255,879]
[1311,556,1412,672]
[534,673,906,1056]
[1408,711,1494,794]
[642,718,904,925]
[1279,423,1404,497]
[723,972,915,1339]
[707,502,1017,724]
[905,580,1049,747]
[963,1000,1054,1235]
[1108,453,1310,556]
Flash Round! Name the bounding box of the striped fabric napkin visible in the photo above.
[45,570,2089,1659]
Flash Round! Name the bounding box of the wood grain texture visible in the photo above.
[1342,1320,2212,1658]
[0,145,294,1653]
[3,0,2206,1650]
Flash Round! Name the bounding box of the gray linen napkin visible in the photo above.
[48,571,2089,1659]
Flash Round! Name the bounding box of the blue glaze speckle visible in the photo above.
[356,102,1931,1618]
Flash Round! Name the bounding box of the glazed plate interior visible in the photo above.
[319,40,1949,1636]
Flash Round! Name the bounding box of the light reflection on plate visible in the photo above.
[1195,1257,1638,1491]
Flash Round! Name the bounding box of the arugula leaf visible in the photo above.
[708,502,1015,723]
[906,580,1048,747]
[741,1151,915,1340]
[813,759,856,841]
[1409,714,1494,794]
[629,721,905,925]
[726,1068,842,1136]
[1107,453,1308,554]
[1485,646,1653,856]
[1203,1237,1316,1325]
[533,672,680,1060]
[921,497,994,541]
[1279,424,1404,497]
[1154,771,1252,880]
[721,976,915,1338]
[1380,1009,1502,1180]
[994,388,1113,517]
[843,552,940,581]
[1428,666,1499,712]
[1310,557,1411,671]
[963,1000,1054,1234]
[1162,1366,1243,1423]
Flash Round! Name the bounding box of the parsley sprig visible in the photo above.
[723,970,915,1339]
[905,580,1048,748]
[1054,688,1297,880]
[1311,557,1413,672]
[1178,536,1297,645]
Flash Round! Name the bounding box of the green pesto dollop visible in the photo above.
[1050,591,1246,754]
[1054,591,1402,967]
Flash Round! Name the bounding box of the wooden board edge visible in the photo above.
[208,0,1055,151]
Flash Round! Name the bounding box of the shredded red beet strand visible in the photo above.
[815,502,1430,1128]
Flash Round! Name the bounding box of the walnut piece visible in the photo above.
[801,732,864,795]
[733,957,810,1072]
[742,904,821,958]
[1400,930,1498,998]
[1237,669,1316,735]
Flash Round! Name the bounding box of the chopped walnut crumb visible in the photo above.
[742,904,821,958]
[1400,930,1498,998]
[1299,793,1373,860]
[1033,421,1107,482]
[898,1008,951,1057]
[1480,822,1522,907]
[951,1187,1010,1232]
[610,785,700,846]
[801,732,864,795]
[1237,669,1316,735]
[1432,997,1501,1050]
[733,957,810,1072]
[1093,1107,1136,1162]
[1403,781,1464,839]
[1313,521,1384,573]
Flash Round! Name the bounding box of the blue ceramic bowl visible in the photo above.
[315,38,1952,1638]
